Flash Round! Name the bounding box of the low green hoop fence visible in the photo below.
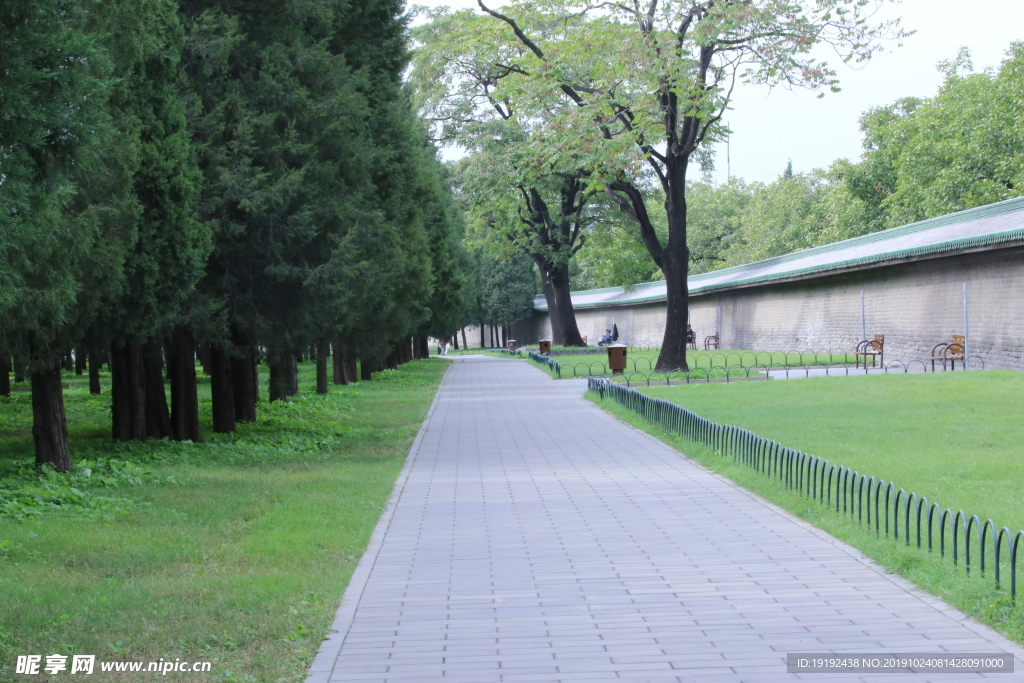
[528,351,561,377]
[528,349,985,383]
[589,376,1024,600]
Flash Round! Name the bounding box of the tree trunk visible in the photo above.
[88,350,102,395]
[74,348,86,375]
[0,352,10,397]
[168,327,200,442]
[62,350,73,372]
[209,343,236,433]
[480,325,485,348]
[143,341,172,439]
[346,355,358,384]
[31,365,71,472]
[332,341,348,384]
[288,353,299,396]
[15,359,26,384]
[538,268,564,345]
[360,356,374,381]
[110,341,147,442]
[461,327,468,350]
[657,265,691,371]
[230,329,258,423]
[451,334,458,351]
[548,263,585,346]
[268,348,292,402]
[127,343,147,440]
[315,341,329,395]
[420,336,430,358]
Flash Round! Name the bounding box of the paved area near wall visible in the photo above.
[307,356,1022,682]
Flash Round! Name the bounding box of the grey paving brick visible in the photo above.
[305,357,1024,683]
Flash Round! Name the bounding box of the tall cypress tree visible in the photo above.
[95,0,208,443]
[0,0,122,470]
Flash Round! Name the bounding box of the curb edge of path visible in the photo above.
[305,359,457,683]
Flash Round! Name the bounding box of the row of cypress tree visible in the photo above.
[0,0,469,471]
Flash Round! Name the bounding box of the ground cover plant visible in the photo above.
[586,370,1024,644]
[0,359,449,682]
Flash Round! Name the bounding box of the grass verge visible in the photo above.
[1,359,449,682]
[586,383,1024,647]
[642,372,1024,533]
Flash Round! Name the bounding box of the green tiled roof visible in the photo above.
[534,196,1024,311]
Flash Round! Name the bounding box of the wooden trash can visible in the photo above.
[607,343,627,374]
[508,340,517,350]
[538,339,551,356]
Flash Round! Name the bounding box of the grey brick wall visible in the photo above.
[512,247,1024,369]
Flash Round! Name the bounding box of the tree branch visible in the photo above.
[606,180,664,268]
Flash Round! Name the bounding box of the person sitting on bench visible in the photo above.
[598,329,613,346]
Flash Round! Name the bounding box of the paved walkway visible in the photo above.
[308,356,1022,682]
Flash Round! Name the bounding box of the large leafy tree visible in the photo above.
[474,0,904,369]
[478,250,536,335]
[857,45,1024,227]
[413,8,591,346]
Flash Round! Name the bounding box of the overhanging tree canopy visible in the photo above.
[473,0,906,369]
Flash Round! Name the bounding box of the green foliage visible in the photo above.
[572,222,663,290]
[421,161,472,340]
[180,0,452,360]
[0,0,121,366]
[0,459,178,521]
[697,43,1024,269]
[477,251,537,327]
[871,44,1024,225]
[2,0,468,466]
[413,9,598,337]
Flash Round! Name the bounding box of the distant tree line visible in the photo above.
[0,0,473,470]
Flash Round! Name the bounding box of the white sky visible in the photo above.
[410,0,1024,184]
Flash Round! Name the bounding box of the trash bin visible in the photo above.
[508,340,517,350]
[607,343,627,374]
[538,339,551,356]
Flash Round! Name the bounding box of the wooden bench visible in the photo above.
[855,334,884,368]
[930,334,965,371]
[704,334,719,350]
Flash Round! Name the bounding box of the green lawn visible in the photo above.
[588,370,1024,644]
[640,371,1024,533]
[1,359,448,682]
